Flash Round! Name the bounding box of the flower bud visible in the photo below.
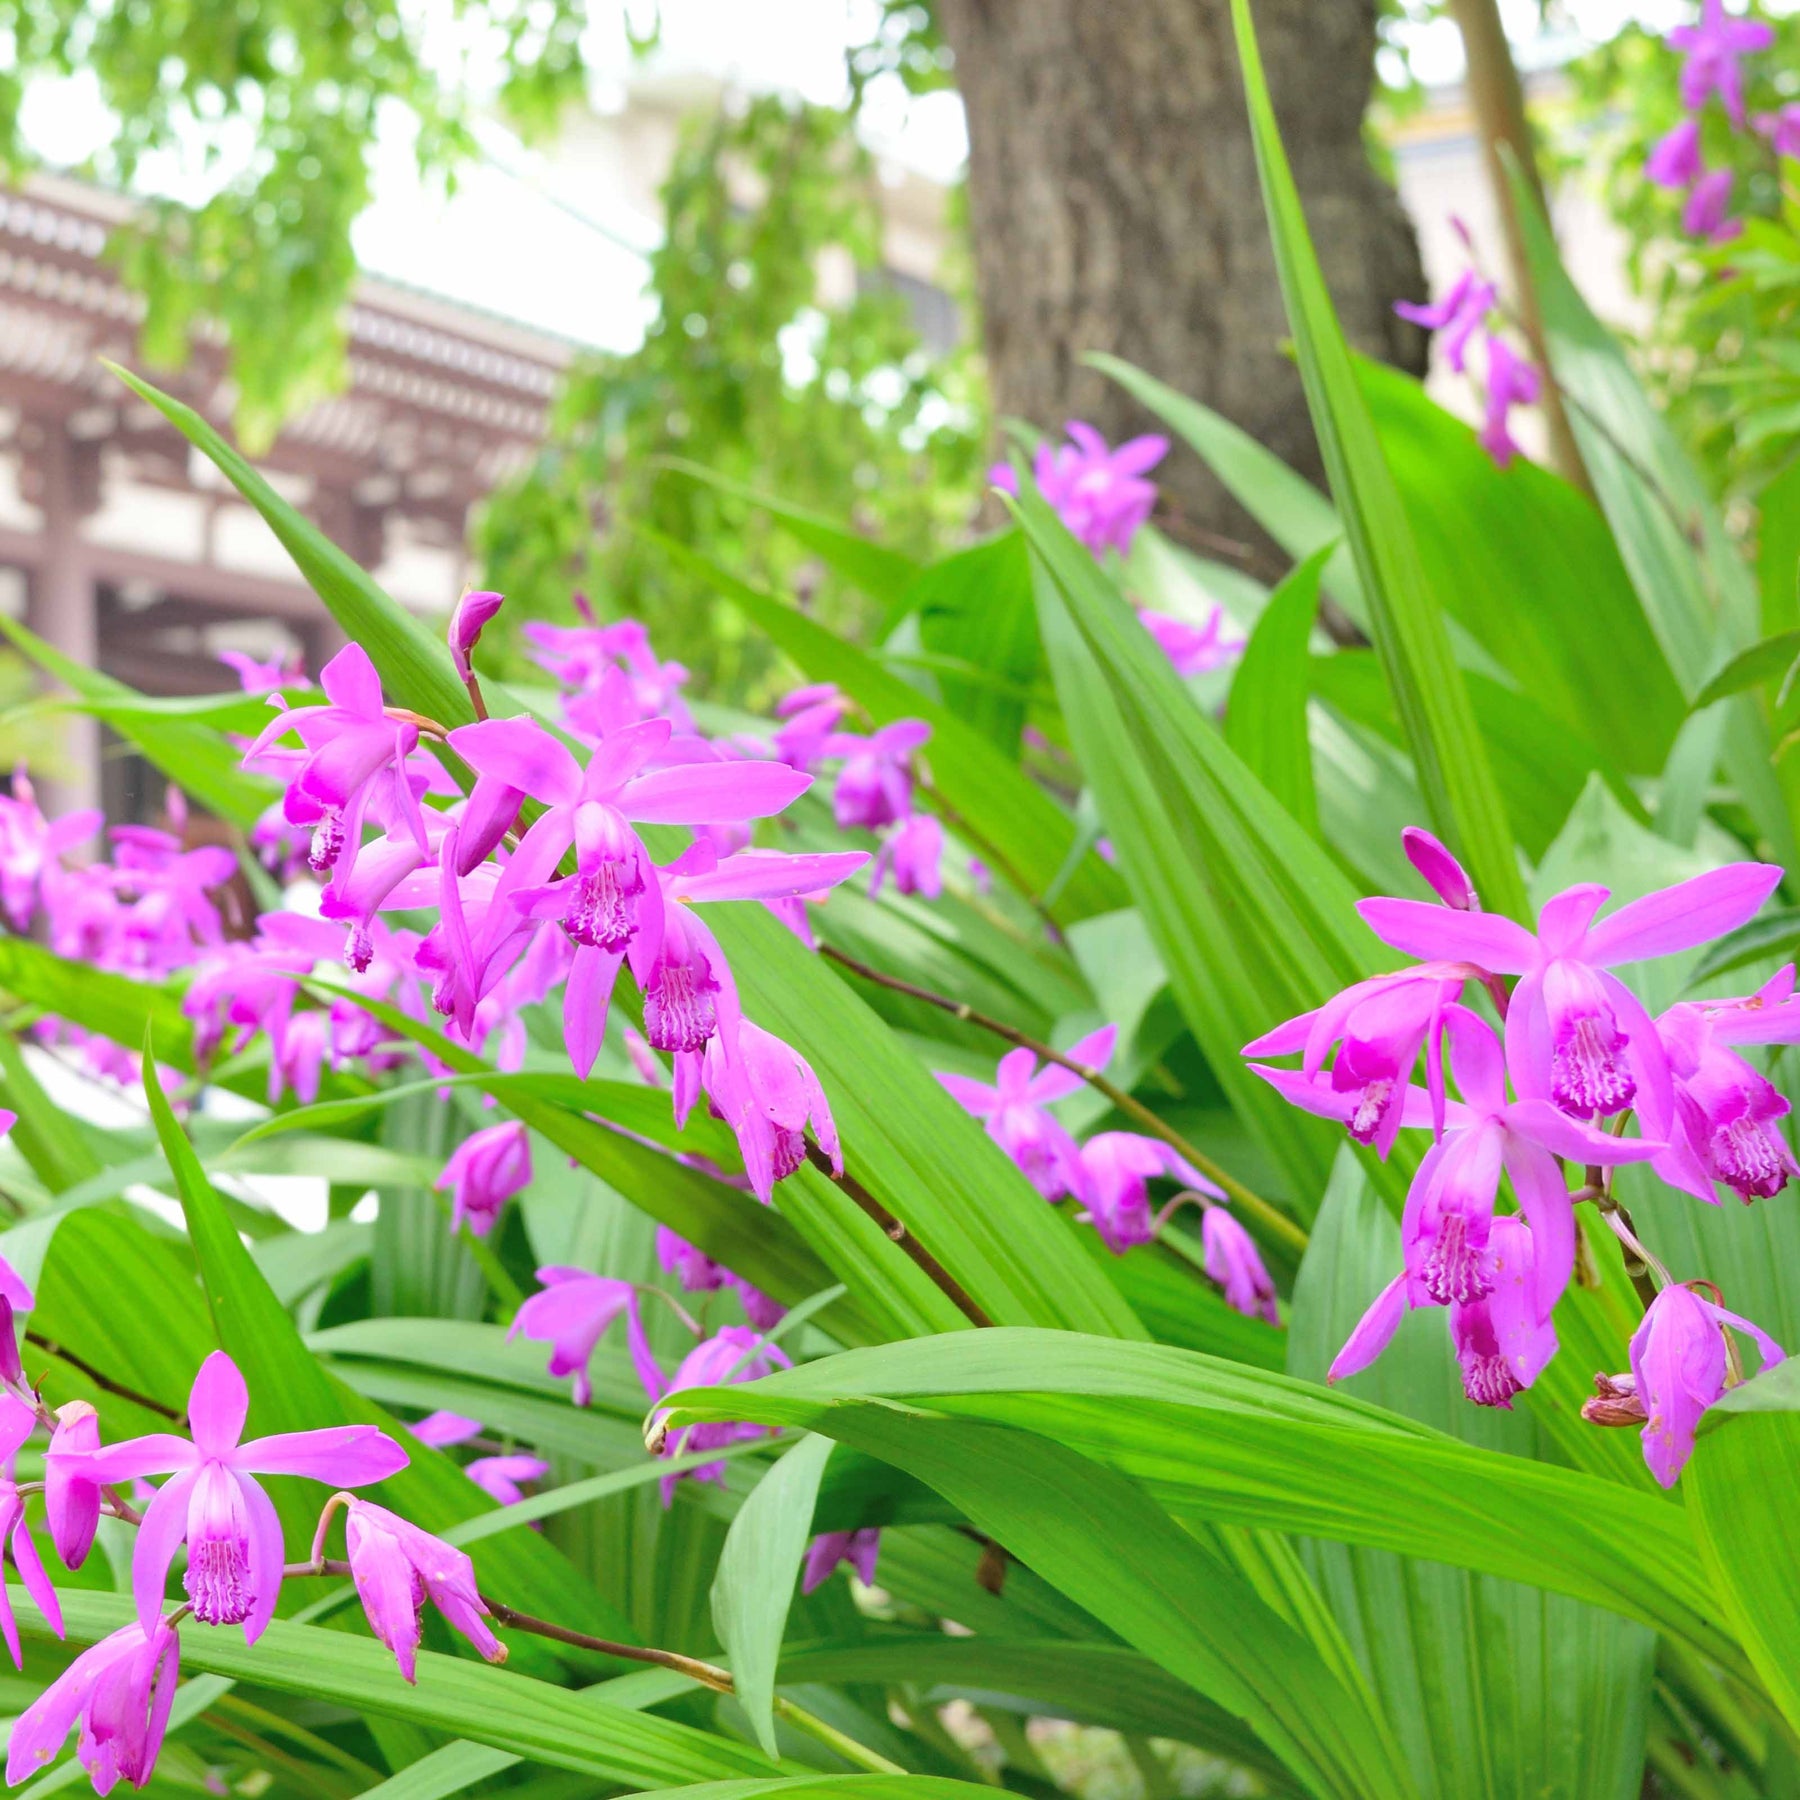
[448,590,505,682]
[45,1400,101,1569]
[1580,1371,1648,1428]
[0,1296,21,1388]
[1401,827,1478,911]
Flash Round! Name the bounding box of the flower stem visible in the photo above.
[818,945,1308,1254]
[24,1333,183,1421]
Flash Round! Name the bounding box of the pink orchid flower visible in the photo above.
[1646,118,1705,190]
[0,1391,63,1668]
[802,1528,881,1594]
[826,720,931,831]
[343,1498,503,1682]
[464,1454,549,1508]
[1202,1208,1280,1325]
[1074,1132,1221,1254]
[1357,860,1781,1130]
[1140,606,1242,679]
[995,422,1167,558]
[1394,268,1496,375]
[508,1269,656,1407]
[409,1411,483,1450]
[1478,335,1539,470]
[90,1351,407,1643]
[642,1326,791,1504]
[938,1025,1119,1204]
[436,1120,531,1237]
[1669,0,1773,127]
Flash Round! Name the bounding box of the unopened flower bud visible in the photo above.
[1401,827,1478,911]
[45,1400,101,1569]
[0,1296,21,1388]
[449,590,505,683]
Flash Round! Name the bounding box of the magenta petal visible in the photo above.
[1355,898,1536,972]
[446,717,583,805]
[678,849,869,904]
[1328,1274,1410,1383]
[319,644,383,716]
[1500,1141,1574,1323]
[1535,883,1610,956]
[936,1073,998,1116]
[1504,1096,1663,1163]
[90,1433,199,1484]
[564,944,625,1080]
[188,1352,249,1459]
[131,1466,198,1635]
[1443,1006,1507,1115]
[621,760,811,825]
[11,1515,61,1646]
[1584,863,1783,967]
[238,1424,408,1485]
[237,1473,286,1645]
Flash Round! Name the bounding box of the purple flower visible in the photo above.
[656,1228,784,1331]
[243,645,428,883]
[802,1528,880,1594]
[643,1327,791,1503]
[996,422,1167,558]
[5,1618,179,1794]
[0,1392,62,1668]
[1755,102,1800,157]
[771,685,849,772]
[435,1120,531,1238]
[701,1020,839,1200]
[1202,1209,1280,1325]
[509,1268,654,1407]
[937,1026,1119,1203]
[449,590,505,684]
[90,1351,407,1642]
[869,811,944,900]
[1682,166,1741,240]
[1646,117,1705,189]
[464,1455,549,1507]
[1629,1283,1784,1486]
[1401,827,1478,911]
[1074,1132,1221,1254]
[343,1497,504,1682]
[1140,606,1243,679]
[1332,1216,1560,1407]
[45,1401,102,1572]
[1395,269,1497,375]
[1478,335,1540,470]
[1655,966,1800,1201]
[409,1411,483,1449]
[1357,859,1781,1129]
[827,720,931,831]
[1244,966,1466,1157]
[218,649,301,694]
[0,771,100,930]
[1668,0,1773,127]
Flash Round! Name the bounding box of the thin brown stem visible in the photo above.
[819,945,1308,1255]
[801,1140,994,1327]
[26,1333,183,1420]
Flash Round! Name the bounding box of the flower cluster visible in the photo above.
[1246,825,1792,1484]
[937,1025,1277,1324]
[992,422,1242,683]
[1394,237,1538,469]
[1645,0,1778,241]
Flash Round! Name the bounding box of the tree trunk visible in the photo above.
[937,0,1428,556]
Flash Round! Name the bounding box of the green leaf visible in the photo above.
[660,1329,1739,1674]
[1692,630,1800,710]
[1225,543,1329,834]
[1227,0,1525,918]
[659,458,922,611]
[106,364,473,732]
[1687,1403,1800,1738]
[1022,475,1388,1221]
[712,1434,836,1757]
[1287,1150,1655,1800]
[1507,159,1800,872]
[0,1025,102,1193]
[635,524,1122,923]
[0,615,276,829]
[15,1591,780,1788]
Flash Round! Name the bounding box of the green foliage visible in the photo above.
[474,93,984,705]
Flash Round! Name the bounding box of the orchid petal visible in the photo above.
[90,1433,199,1483]
[237,1473,286,1645]
[446,718,583,805]
[131,1466,198,1635]
[564,944,625,1080]
[1500,1141,1575,1322]
[1584,863,1783,966]
[238,1424,408,1485]
[620,760,811,825]
[11,1514,61,1646]
[1355,898,1536,972]
[319,644,383,716]
[675,849,867,903]
[1328,1274,1411,1383]
[937,1073,999,1115]
[1504,1096,1664,1163]
[1535,883,1610,956]
[188,1352,248,1459]
[1443,1005,1507,1116]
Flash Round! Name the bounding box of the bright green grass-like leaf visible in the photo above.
[1288,1151,1654,1800]
[1022,477,1391,1221]
[1227,0,1524,918]
[1225,544,1328,835]
[0,1026,101,1193]
[139,1049,645,1651]
[660,1330,1738,1673]
[1692,629,1800,710]
[629,1782,1007,1799]
[1507,162,1800,872]
[108,366,475,733]
[0,616,277,830]
[637,525,1122,923]
[712,1434,835,1757]
[13,1591,780,1788]
[1687,1402,1800,1738]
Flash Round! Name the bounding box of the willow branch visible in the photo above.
[818,945,1308,1254]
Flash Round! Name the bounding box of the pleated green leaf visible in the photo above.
[1226,0,1526,918]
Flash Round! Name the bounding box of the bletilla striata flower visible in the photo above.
[826,720,931,832]
[464,1455,549,1508]
[1668,0,1773,126]
[509,1269,656,1407]
[643,1327,791,1503]
[993,422,1167,558]
[1075,1132,1221,1255]
[1478,336,1539,470]
[435,1120,532,1238]
[91,1352,407,1642]
[448,590,505,684]
[1394,268,1497,375]
[1201,1208,1280,1326]
[938,1026,1119,1204]
[5,1619,179,1795]
[45,1400,103,1572]
[342,1497,505,1682]
[408,1411,483,1450]
[0,1391,63,1668]
[1646,117,1706,190]
[802,1528,881,1594]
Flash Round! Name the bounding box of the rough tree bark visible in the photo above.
[936,0,1428,554]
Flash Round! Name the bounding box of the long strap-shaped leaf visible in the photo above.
[1227,0,1526,919]
[659,1329,1742,1676]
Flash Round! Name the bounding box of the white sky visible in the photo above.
[0,0,1764,350]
